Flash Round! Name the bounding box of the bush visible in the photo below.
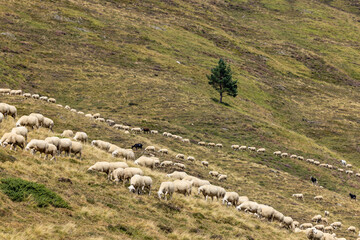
[0,178,70,209]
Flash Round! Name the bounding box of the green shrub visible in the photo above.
[0,178,70,209]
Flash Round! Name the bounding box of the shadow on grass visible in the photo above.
[211,97,231,107]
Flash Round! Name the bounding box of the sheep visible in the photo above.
[39,96,48,101]
[257,204,275,221]
[16,115,39,129]
[297,156,304,160]
[293,221,299,228]
[340,160,346,166]
[347,226,356,233]
[346,164,352,168]
[123,167,144,182]
[292,193,304,201]
[239,145,247,150]
[158,182,174,200]
[238,196,250,205]
[346,170,353,175]
[182,138,190,143]
[248,146,256,151]
[8,105,17,119]
[173,179,192,196]
[223,192,239,207]
[48,98,56,103]
[321,218,328,225]
[0,88,11,95]
[160,161,173,167]
[236,201,259,213]
[85,114,93,118]
[64,105,70,110]
[158,148,168,154]
[314,225,325,231]
[300,223,314,230]
[166,171,187,180]
[322,233,336,240]
[44,136,60,150]
[88,162,128,176]
[91,140,110,151]
[306,227,324,240]
[107,144,120,153]
[112,148,135,161]
[330,222,341,229]
[216,143,223,148]
[58,138,72,157]
[93,113,100,119]
[134,156,156,169]
[174,163,186,169]
[218,174,227,181]
[324,211,329,217]
[0,133,12,146]
[314,196,323,201]
[312,215,322,223]
[207,142,215,147]
[109,168,124,183]
[10,90,22,95]
[61,130,74,138]
[187,156,195,161]
[324,226,333,233]
[44,144,57,161]
[70,141,82,158]
[176,154,185,159]
[282,216,294,230]
[11,127,28,142]
[201,161,209,167]
[106,119,115,126]
[2,133,25,151]
[29,113,44,126]
[56,104,63,108]
[128,175,147,195]
[0,103,10,116]
[198,185,223,201]
[281,153,288,157]
[25,139,48,157]
[32,94,39,99]
[131,127,142,133]
[74,132,88,143]
[150,130,158,134]
[198,141,206,146]
[257,148,265,153]
[290,154,297,159]
[145,146,155,152]
[231,145,240,150]
[183,176,210,188]
[209,171,219,177]
[96,117,105,122]
[43,117,54,131]
[273,151,281,156]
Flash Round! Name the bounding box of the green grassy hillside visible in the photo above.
[0,0,360,239]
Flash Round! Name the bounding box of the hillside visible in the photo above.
[0,0,360,239]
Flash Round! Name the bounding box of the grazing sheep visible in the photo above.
[346,170,353,175]
[57,104,63,108]
[330,222,341,229]
[10,90,22,95]
[198,141,206,146]
[184,176,210,188]
[209,171,219,177]
[236,201,259,213]
[134,156,156,169]
[96,117,105,122]
[173,180,192,196]
[218,174,227,181]
[0,89,11,95]
[174,163,185,169]
[150,130,158,134]
[158,148,168,154]
[122,167,144,182]
[0,133,12,146]
[292,193,304,201]
[324,211,329,217]
[238,196,250,205]
[88,162,128,176]
[44,136,60,150]
[176,154,185,159]
[93,113,100,119]
[257,148,265,153]
[158,182,174,200]
[145,146,155,152]
[346,164,352,168]
[58,138,72,157]
[0,103,10,118]
[39,96,48,101]
[223,192,239,207]
[340,160,346,166]
[128,175,150,195]
[314,225,325,231]
[273,151,281,156]
[43,117,54,131]
[187,156,195,161]
[281,153,288,158]
[32,94,40,99]
[48,98,56,103]
[74,132,88,143]
[166,171,188,180]
[347,226,356,233]
[231,145,240,150]
[198,185,224,201]
[239,146,247,150]
[248,147,256,151]
[324,226,333,233]
[8,105,17,119]
[91,140,110,151]
[290,154,297,159]
[182,138,190,143]
[201,161,209,167]
[85,114,93,118]
[11,127,28,142]
[29,113,44,126]
[44,144,57,161]
[16,115,39,129]
[160,161,173,167]
[131,127,142,133]
[216,143,223,148]
[61,130,74,138]
[282,216,294,230]
[300,223,314,230]
[70,141,82,158]
[112,148,135,161]
[107,144,120,153]
[312,215,322,223]
[257,205,276,221]
[25,139,48,157]
[293,221,299,228]
[2,133,25,151]
[297,156,304,160]
[207,142,215,147]
[321,218,328,225]
[306,227,324,240]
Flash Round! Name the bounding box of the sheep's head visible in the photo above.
[128,185,136,193]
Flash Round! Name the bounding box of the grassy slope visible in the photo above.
[0,0,360,239]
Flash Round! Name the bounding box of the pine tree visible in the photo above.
[207,59,237,103]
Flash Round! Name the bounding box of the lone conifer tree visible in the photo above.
[207,58,237,103]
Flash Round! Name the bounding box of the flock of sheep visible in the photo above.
[1,88,360,240]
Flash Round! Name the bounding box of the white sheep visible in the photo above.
[223,192,239,207]
[61,130,74,138]
[0,89,11,95]
[207,142,215,147]
[25,139,48,157]
[71,141,82,158]
[43,117,54,131]
[173,179,192,196]
[167,171,188,180]
[2,133,25,151]
[0,112,3,123]
[158,182,174,200]
[32,94,40,99]
[128,175,152,195]
[257,148,265,153]
[282,216,293,230]
[134,156,156,169]
[44,144,57,161]
[11,127,28,142]
[292,193,304,201]
[231,145,239,150]
[29,113,44,126]
[123,168,144,182]
[160,161,173,167]
[176,154,185,159]
[187,156,195,161]
[218,174,227,181]
[48,98,56,103]
[324,211,329,217]
[273,151,281,156]
[248,146,256,151]
[174,163,186,169]
[198,185,225,201]
[131,127,142,133]
[150,130,158,134]
[16,115,39,129]
[74,132,88,143]
[45,136,60,150]
[239,145,247,151]
[158,148,168,154]
[347,226,356,233]
[312,215,322,223]
[182,138,190,143]
[198,141,206,146]
[281,153,288,158]
[184,176,210,188]
[216,143,223,148]
[145,146,155,152]
[93,113,100,119]
[306,228,324,240]
[314,196,323,201]
[300,223,313,230]
[59,138,72,157]
[201,161,209,167]
[236,201,259,213]
[209,171,219,177]
[330,222,341,229]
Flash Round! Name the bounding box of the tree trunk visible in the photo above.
[219,92,223,103]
